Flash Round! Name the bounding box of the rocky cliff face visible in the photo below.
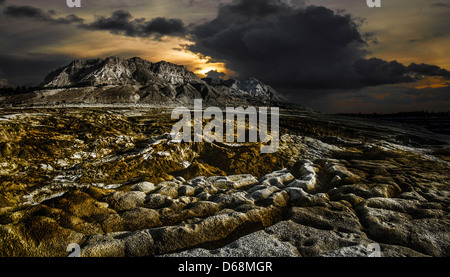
[150,60,202,85]
[42,57,192,88]
[30,57,288,107]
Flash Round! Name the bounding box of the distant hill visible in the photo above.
[0,78,13,88]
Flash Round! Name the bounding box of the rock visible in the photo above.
[100,213,124,233]
[144,194,173,209]
[268,190,289,207]
[123,230,155,257]
[398,190,428,202]
[328,183,400,200]
[0,218,84,257]
[83,186,114,201]
[368,183,402,198]
[318,244,373,257]
[178,185,196,196]
[284,187,309,204]
[284,187,329,207]
[217,192,254,209]
[111,191,146,212]
[196,191,212,201]
[287,179,316,192]
[130,182,155,193]
[81,229,155,258]
[156,181,180,198]
[260,169,295,188]
[228,174,258,189]
[243,206,283,227]
[289,160,317,191]
[206,176,227,184]
[120,207,162,231]
[46,191,113,219]
[186,176,207,187]
[356,203,450,256]
[81,232,127,257]
[420,189,450,205]
[318,243,427,257]
[263,220,370,257]
[185,201,220,217]
[162,230,300,257]
[249,186,280,201]
[212,178,235,190]
[194,184,218,196]
[289,206,363,233]
[332,192,365,207]
[322,160,360,186]
[150,212,248,254]
[175,176,186,182]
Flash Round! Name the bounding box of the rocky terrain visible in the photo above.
[0,57,448,257]
[0,107,448,257]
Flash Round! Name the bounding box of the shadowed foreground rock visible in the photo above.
[0,163,448,257]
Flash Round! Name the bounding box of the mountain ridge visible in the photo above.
[2,56,291,107]
[42,57,203,88]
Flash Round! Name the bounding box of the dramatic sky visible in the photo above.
[0,0,449,113]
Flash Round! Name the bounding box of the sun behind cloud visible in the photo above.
[34,30,231,79]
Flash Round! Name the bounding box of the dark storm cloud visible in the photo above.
[82,9,187,38]
[205,70,226,79]
[431,3,450,7]
[408,63,450,78]
[3,5,84,24]
[354,58,450,86]
[188,0,450,90]
[3,5,187,38]
[353,58,414,86]
[189,0,367,89]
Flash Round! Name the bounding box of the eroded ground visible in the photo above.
[0,107,449,257]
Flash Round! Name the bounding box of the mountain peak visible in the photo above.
[150,60,201,85]
[30,56,289,106]
[42,57,202,88]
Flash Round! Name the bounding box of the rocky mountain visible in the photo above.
[42,57,202,88]
[3,56,289,107]
[203,76,288,103]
